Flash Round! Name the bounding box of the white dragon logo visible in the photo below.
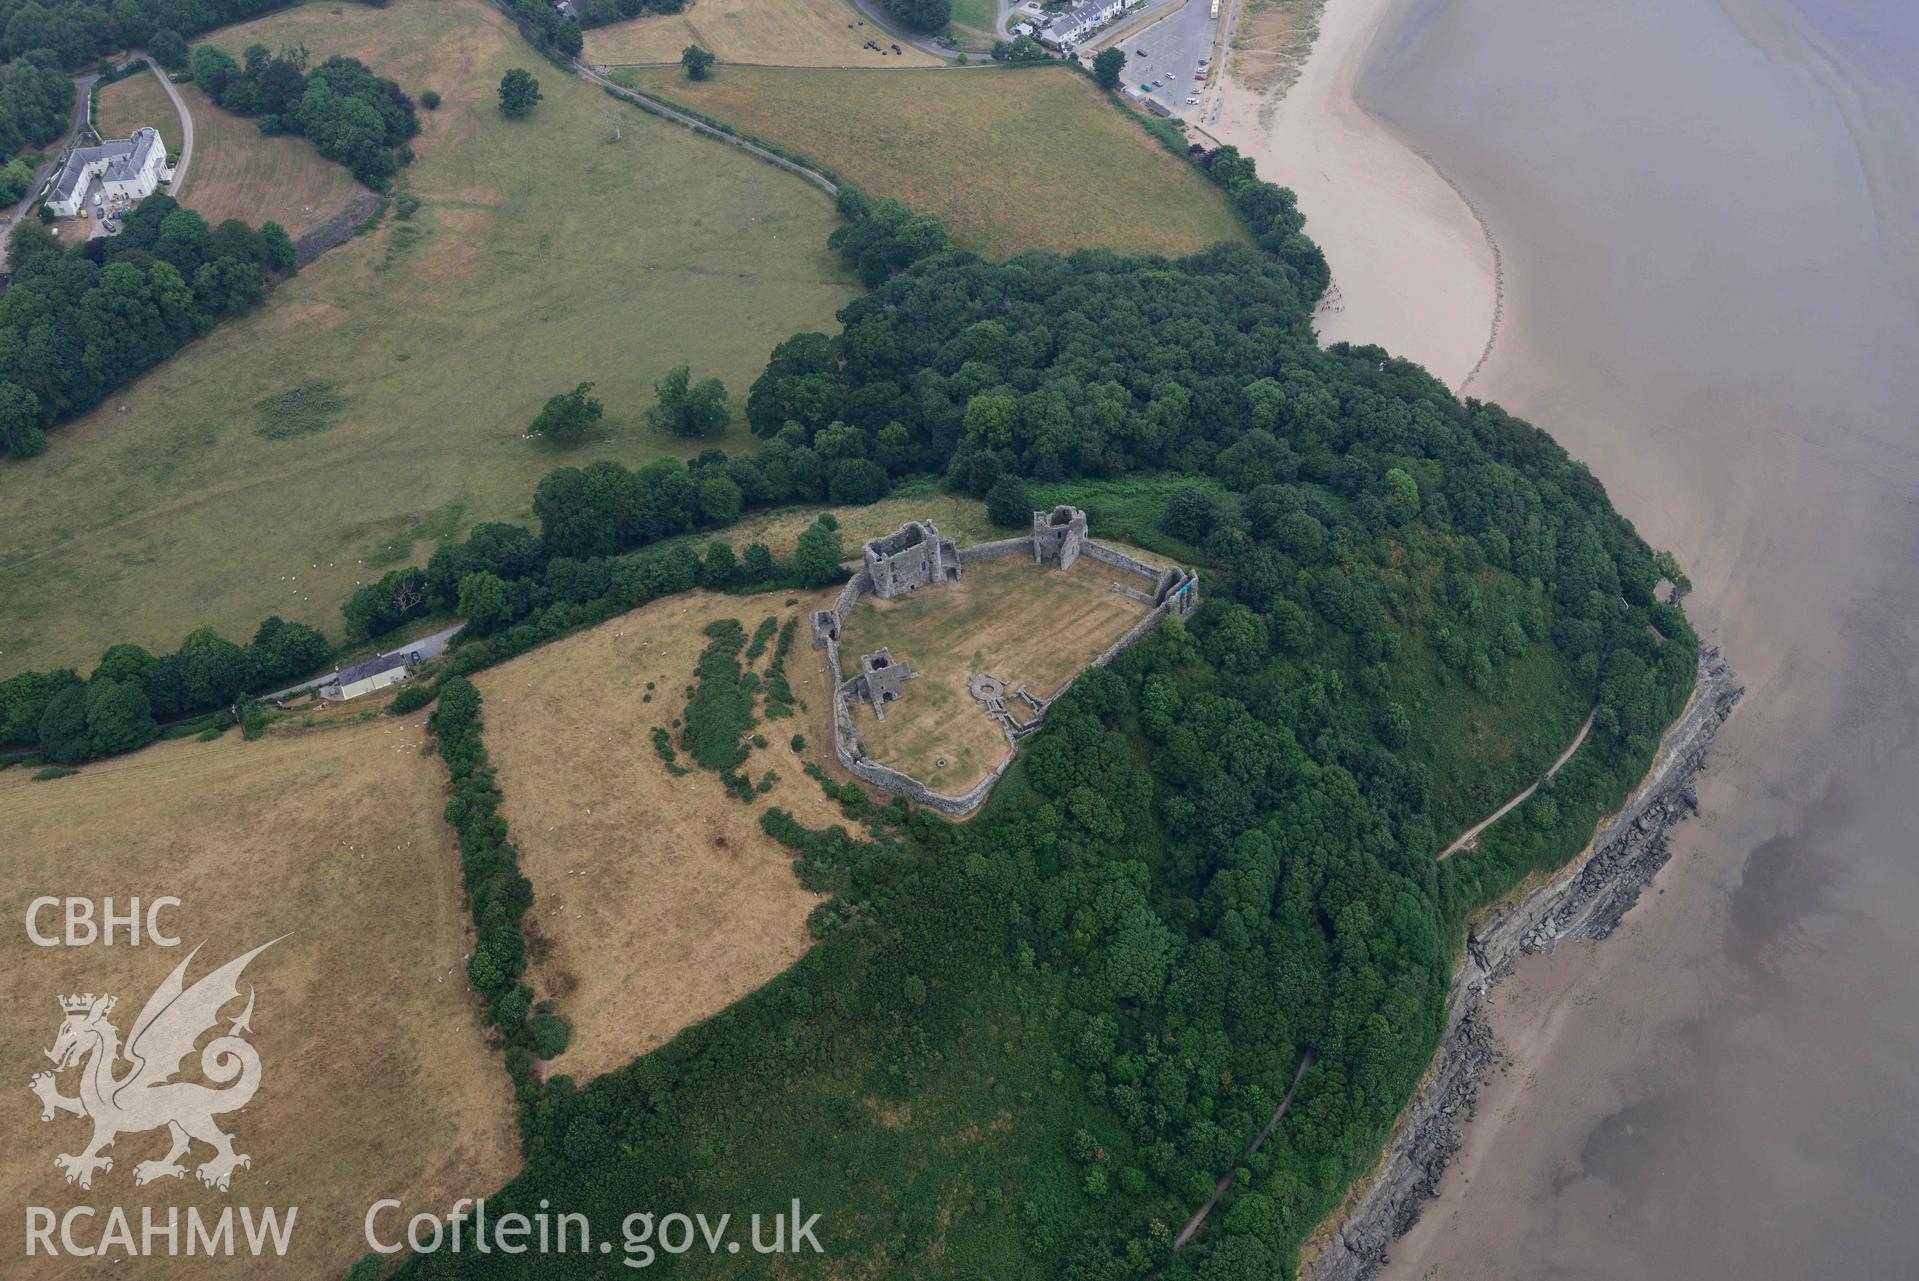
[27,939,281,1192]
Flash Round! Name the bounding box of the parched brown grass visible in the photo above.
[614,64,1251,258]
[587,0,941,67]
[0,718,518,1280]
[95,66,181,154]
[97,66,367,239]
[837,554,1154,791]
[475,589,858,1081]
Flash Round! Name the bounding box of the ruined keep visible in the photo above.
[852,649,910,717]
[1032,505,1088,570]
[863,520,960,598]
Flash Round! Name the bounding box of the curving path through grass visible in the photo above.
[1438,705,1597,860]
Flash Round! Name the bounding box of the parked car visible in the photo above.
[1140,81,1153,91]
[1136,47,1148,55]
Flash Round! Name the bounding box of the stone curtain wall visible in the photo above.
[813,532,1200,816]
[1089,605,1175,674]
[956,537,1040,564]
[1079,540,1168,586]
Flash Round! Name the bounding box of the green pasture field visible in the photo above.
[0,0,857,679]
[614,63,1250,258]
[946,0,1001,43]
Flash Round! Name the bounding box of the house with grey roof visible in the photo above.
[1038,0,1136,49]
[46,127,169,218]
[322,649,422,702]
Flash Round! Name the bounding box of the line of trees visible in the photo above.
[0,614,328,763]
[0,195,295,458]
[425,678,570,1093]
[190,42,419,187]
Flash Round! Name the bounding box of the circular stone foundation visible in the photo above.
[967,673,1007,703]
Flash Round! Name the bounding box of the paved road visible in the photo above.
[1438,706,1598,859]
[262,623,464,701]
[137,53,196,194]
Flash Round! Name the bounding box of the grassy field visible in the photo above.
[615,64,1251,257]
[100,65,368,240]
[838,554,1154,790]
[475,588,858,1081]
[95,66,180,154]
[0,717,519,1279]
[586,0,941,67]
[0,0,857,680]
[946,0,1001,44]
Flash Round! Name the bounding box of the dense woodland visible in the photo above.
[0,195,293,458]
[567,0,682,33]
[0,50,71,166]
[190,42,419,186]
[884,0,950,33]
[0,71,1696,1273]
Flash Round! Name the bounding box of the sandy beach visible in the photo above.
[1211,0,1496,390]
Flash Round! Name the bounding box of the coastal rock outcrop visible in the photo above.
[1304,647,1742,1281]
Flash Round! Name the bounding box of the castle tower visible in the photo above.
[857,650,910,716]
[1032,505,1088,570]
[863,520,961,598]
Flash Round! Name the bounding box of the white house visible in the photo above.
[45,127,168,217]
[325,650,420,702]
[1038,0,1137,50]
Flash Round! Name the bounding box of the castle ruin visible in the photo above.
[851,649,910,717]
[812,513,1200,814]
[1032,505,1088,570]
[863,520,960,598]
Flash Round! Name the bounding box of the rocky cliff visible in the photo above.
[1303,647,1743,1281]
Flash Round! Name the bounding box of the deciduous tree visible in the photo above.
[528,382,604,444]
[498,68,541,118]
